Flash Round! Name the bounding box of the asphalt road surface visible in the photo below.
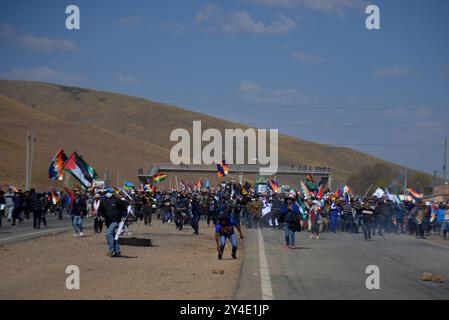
[236,228,449,300]
[0,214,91,244]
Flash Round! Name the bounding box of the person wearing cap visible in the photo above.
[98,191,127,257]
[72,190,87,237]
[279,195,301,249]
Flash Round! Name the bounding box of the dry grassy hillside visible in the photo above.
[0,79,427,189]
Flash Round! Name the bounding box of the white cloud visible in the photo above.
[119,16,143,29]
[224,12,296,34]
[373,66,413,77]
[384,107,433,118]
[0,23,77,53]
[195,4,221,23]
[195,5,296,34]
[4,66,86,84]
[291,51,322,63]
[17,35,77,53]
[242,0,365,16]
[238,80,315,105]
[115,74,139,86]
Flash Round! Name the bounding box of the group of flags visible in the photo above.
[48,150,97,189]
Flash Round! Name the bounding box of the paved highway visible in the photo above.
[236,228,449,300]
[0,214,92,244]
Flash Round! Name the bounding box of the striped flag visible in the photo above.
[217,163,225,177]
[407,188,423,200]
[317,185,325,199]
[221,160,229,175]
[49,149,68,181]
[152,173,167,184]
[197,178,203,190]
[268,179,280,193]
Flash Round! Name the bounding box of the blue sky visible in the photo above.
[1,0,448,175]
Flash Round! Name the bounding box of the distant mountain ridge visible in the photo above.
[0,79,430,189]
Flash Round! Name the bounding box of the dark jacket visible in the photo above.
[28,192,45,211]
[98,197,127,225]
[72,196,87,216]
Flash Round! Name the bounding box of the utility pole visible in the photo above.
[30,129,35,189]
[433,170,437,189]
[444,137,447,181]
[26,131,30,190]
[403,167,408,194]
[25,130,36,190]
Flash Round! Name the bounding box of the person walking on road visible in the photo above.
[361,201,375,240]
[11,188,24,226]
[28,188,46,229]
[4,187,14,223]
[99,191,127,257]
[279,195,302,249]
[72,190,87,237]
[92,193,103,233]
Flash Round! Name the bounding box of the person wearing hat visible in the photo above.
[246,195,263,229]
[92,193,103,233]
[279,195,301,249]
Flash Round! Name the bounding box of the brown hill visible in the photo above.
[0,79,428,190]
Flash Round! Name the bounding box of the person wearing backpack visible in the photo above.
[279,195,301,249]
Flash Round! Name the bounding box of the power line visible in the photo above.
[247,123,449,129]
[164,101,449,111]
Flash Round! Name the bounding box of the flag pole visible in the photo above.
[362,184,373,200]
[25,131,30,190]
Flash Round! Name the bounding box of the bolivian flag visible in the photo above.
[152,173,167,184]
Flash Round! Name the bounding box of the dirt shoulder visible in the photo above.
[0,220,244,299]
